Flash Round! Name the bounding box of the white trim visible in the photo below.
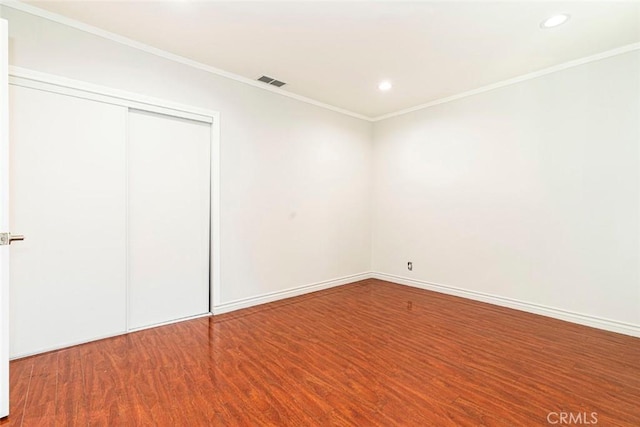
[9,66,214,123]
[2,1,638,122]
[0,0,371,122]
[372,272,640,338]
[123,108,130,333]
[373,42,640,121]
[210,114,222,309]
[7,66,223,342]
[0,17,10,419]
[212,272,371,315]
[10,312,212,360]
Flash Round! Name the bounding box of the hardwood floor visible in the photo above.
[2,279,639,426]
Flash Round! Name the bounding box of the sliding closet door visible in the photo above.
[9,86,127,357]
[128,110,210,329]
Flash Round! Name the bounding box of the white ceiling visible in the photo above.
[25,1,640,119]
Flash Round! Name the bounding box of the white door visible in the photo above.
[127,110,210,330]
[9,86,128,358]
[0,18,10,419]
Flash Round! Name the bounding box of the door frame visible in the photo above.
[7,66,222,328]
[1,18,10,418]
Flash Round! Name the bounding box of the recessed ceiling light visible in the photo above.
[378,81,392,91]
[540,14,570,29]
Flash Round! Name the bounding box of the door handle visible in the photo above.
[0,233,25,246]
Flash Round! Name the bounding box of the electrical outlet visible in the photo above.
[407,261,413,271]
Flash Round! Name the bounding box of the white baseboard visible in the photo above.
[372,272,640,338]
[13,271,635,360]
[212,272,372,315]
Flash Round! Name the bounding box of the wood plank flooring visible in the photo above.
[1,279,639,426]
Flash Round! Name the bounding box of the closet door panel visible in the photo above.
[128,110,210,330]
[9,86,127,357]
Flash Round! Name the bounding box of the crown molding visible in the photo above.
[372,42,640,122]
[0,0,372,122]
[2,1,638,123]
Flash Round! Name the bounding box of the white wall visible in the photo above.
[3,4,638,336]
[373,51,640,331]
[1,6,372,307]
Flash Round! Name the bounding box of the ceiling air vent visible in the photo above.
[257,75,287,88]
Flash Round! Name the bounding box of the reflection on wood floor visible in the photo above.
[2,279,639,426]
